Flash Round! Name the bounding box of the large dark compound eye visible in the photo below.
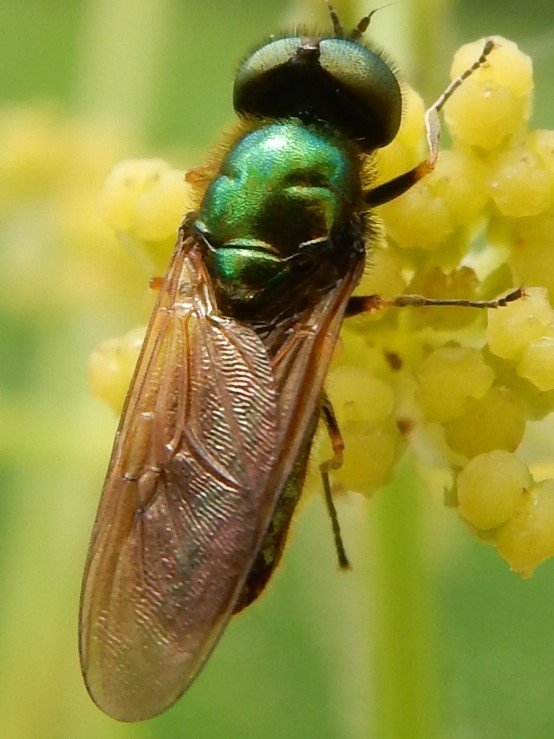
[234,36,402,151]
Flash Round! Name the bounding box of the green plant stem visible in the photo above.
[369,458,441,739]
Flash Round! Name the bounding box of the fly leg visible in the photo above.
[320,391,351,569]
[365,38,496,208]
[355,37,524,316]
[346,287,524,318]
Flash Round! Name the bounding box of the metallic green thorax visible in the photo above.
[195,121,361,296]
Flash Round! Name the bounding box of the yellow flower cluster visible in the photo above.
[92,37,554,577]
[0,104,142,316]
[100,158,191,274]
[334,37,554,577]
[90,158,194,411]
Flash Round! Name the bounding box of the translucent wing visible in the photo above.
[80,234,283,720]
[80,229,364,721]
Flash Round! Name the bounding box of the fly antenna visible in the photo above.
[327,1,344,38]
[350,3,396,41]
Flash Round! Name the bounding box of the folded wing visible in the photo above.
[79,231,363,721]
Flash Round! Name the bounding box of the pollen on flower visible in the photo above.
[490,147,554,217]
[456,450,532,530]
[89,326,145,413]
[374,85,426,185]
[443,386,526,457]
[100,158,192,272]
[415,346,494,423]
[487,288,554,362]
[495,479,554,577]
[445,37,533,149]
[379,180,455,250]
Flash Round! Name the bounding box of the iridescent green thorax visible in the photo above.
[195,121,362,302]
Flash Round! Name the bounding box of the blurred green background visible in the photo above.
[1,0,554,737]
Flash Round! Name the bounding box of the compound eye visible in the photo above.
[234,37,302,120]
[234,36,402,151]
[235,37,302,88]
[319,39,402,148]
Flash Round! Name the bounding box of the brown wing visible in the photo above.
[234,252,366,611]
[80,230,364,721]
[269,262,364,456]
[80,234,282,720]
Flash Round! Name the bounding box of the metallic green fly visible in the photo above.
[79,4,509,722]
